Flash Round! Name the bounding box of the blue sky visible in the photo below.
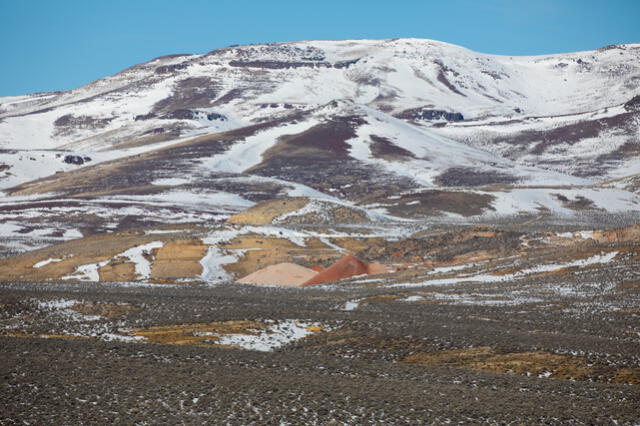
[1,0,638,96]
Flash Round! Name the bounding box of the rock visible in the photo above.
[206,112,227,121]
[624,95,640,112]
[159,110,227,121]
[154,63,188,74]
[396,107,464,122]
[134,113,156,121]
[162,109,196,120]
[143,127,166,134]
[63,155,89,165]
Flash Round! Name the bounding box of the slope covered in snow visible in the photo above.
[0,38,638,231]
[1,38,638,174]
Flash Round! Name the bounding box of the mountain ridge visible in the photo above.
[0,38,638,222]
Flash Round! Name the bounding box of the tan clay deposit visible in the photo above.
[237,255,390,287]
[236,262,318,286]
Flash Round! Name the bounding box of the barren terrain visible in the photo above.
[2,219,639,424]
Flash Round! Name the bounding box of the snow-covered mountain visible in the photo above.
[1,38,639,221]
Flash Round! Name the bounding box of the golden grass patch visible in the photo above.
[402,347,639,384]
[227,198,309,225]
[150,239,208,280]
[0,332,91,341]
[131,320,267,346]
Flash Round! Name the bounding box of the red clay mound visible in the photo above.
[301,255,370,286]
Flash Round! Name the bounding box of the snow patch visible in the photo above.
[341,299,361,311]
[33,258,64,268]
[203,320,324,352]
[152,177,192,186]
[118,241,164,279]
[390,252,619,288]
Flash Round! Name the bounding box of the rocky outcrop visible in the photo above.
[63,155,91,165]
[624,95,640,112]
[135,110,227,121]
[435,167,519,187]
[154,63,188,74]
[53,114,113,136]
[395,107,464,122]
[228,58,359,69]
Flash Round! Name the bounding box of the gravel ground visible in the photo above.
[1,264,639,425]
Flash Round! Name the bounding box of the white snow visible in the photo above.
[399,295,425,302]
[152,177,192,186]
[341,300,361,311]
[101,190,254,212]
[60,242,164,282]
[61,262,108,281]
[200,228,243,283]
[204,118,320,173]
[37,299,78,310]
[486,188,640,216]
[209,320,323,352]
[389,251,619,288]
[101,333,146,343]
[117,241,164,279]
[32,258,64,268]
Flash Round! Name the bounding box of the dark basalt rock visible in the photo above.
[52,114,114,138]
[143,127,166,135]
[54,114,112,128]
[228,58,359,70]
[396,107,464,122]
[369,135,415,160]
[63,155,91,165]
[229,60,330,69]
[152,77,219,114]
[158,109,227,121]
[333,59,360,69]
[206,112,227,121]
[435,167,519,187]
[154,63,188,74]
[553,194,597,210]
[162,109,196,120]
[134,113,156,121]
[624,95,640,112]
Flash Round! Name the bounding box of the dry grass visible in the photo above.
[403,347,640,384]
[1,332,91,341]
[0,232,162,281]
[131,320,267,346]
[150,239,208,280]
[227,198,309,225]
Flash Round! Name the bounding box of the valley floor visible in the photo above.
[1,231,639,424]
